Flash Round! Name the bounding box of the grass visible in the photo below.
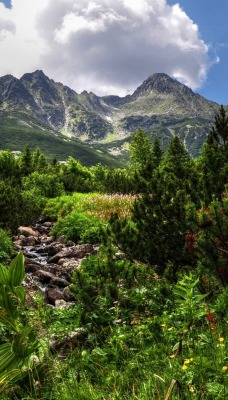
[44,192,137,221]
[2,266,226,400]
[1,191,228,399]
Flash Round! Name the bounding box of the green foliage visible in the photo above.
[129,128,153,169]
[61,157,93,193]
[0,150,21,183]
[0,230,13,263]
[20,189,46,226]
[1,111,228,399]
[193,197,228,285]
[19,144,33,176]
[0,253,42,393]
[22,171,65,198]
[199,106,228,203]
[174,273,208,322]
[51,210,104,243]
[0,179,22,232]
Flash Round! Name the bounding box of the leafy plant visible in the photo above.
[0,253,42,393]
[0,230,13,262]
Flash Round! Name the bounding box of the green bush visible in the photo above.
[51,210,104,243]
[0,229,13,262]
[22,172,65,198]
[20,189,46,226]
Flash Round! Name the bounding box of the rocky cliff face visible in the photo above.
[0,70,223,156]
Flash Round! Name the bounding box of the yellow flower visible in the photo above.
[160,323,166,327]
[168,327,173,331]
[182,365,188,370]
[222,366,228,372]
[184,359,190,364]
[190,358,194,361]
[169,354,175,359]
[189,385,195,392]
[219,337,225,342]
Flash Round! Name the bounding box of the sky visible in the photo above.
[0,0,227,104]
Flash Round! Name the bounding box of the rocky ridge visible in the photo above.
[0,70,224,157]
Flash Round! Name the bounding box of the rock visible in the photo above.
[21,236,40,246]
[67,328,88,345]
[47,249,73,264]
[46,288,64,305]
[50,328,88,352]
[63,286,75,301]
[25,262,41,273]
[35,245,48,254]
[61,260,81,270]
[66,240,75,247]
[44,236,54,245]
[36,270,56,284]
[57,235,67,244]
[48,244,95,264]
[55,299,71,309]
[46,242,64,256]
[18,226,39,237]
[43,221,53,228]
[50,277,70,288]
[13,241,22,250]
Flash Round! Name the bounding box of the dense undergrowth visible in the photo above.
[0,106,228,398]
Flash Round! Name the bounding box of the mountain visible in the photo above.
[0,70,224,162]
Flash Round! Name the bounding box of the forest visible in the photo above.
[0,106,227,399]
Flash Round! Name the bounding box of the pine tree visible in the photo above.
[199,106,228,203]
[110,136,195,277]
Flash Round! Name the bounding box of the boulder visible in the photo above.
[36,270,56,284]
[18,226,39,237]
[50,276,70,288]
[46,242,64,256]
[25,262,41,273]
[55,299,71,309]
[46,288,64,305]
[21,236,40,246]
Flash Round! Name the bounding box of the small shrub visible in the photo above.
[0,229,13,262]
[51,211,104,244]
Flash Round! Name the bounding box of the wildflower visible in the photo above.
[182,365,188,370]
[206,311,216,324]
[168,327,173,331]
[169,355,175,359]
[219,337,225,342]
[189,385,195,392]
[184,359,191,364]
[161,323,166,327]
[222,366,228,372]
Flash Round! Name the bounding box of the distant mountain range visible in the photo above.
[0,70,224,164]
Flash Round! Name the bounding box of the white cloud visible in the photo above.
[0,0,216,95]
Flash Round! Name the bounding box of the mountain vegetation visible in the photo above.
[0,70,226,165]
[0,106,227,399]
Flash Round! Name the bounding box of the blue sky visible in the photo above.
[168,0,228,104]
[0,0,227,104]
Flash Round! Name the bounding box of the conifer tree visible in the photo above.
[110,136,195,277]
[19,144,33,176]
[199,105,228,202]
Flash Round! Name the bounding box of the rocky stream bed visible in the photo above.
[13,217,98,308]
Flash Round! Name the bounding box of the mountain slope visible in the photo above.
[0,71,225,160]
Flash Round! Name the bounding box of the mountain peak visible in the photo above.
[21,70,49,83]
[132,72,193,98]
